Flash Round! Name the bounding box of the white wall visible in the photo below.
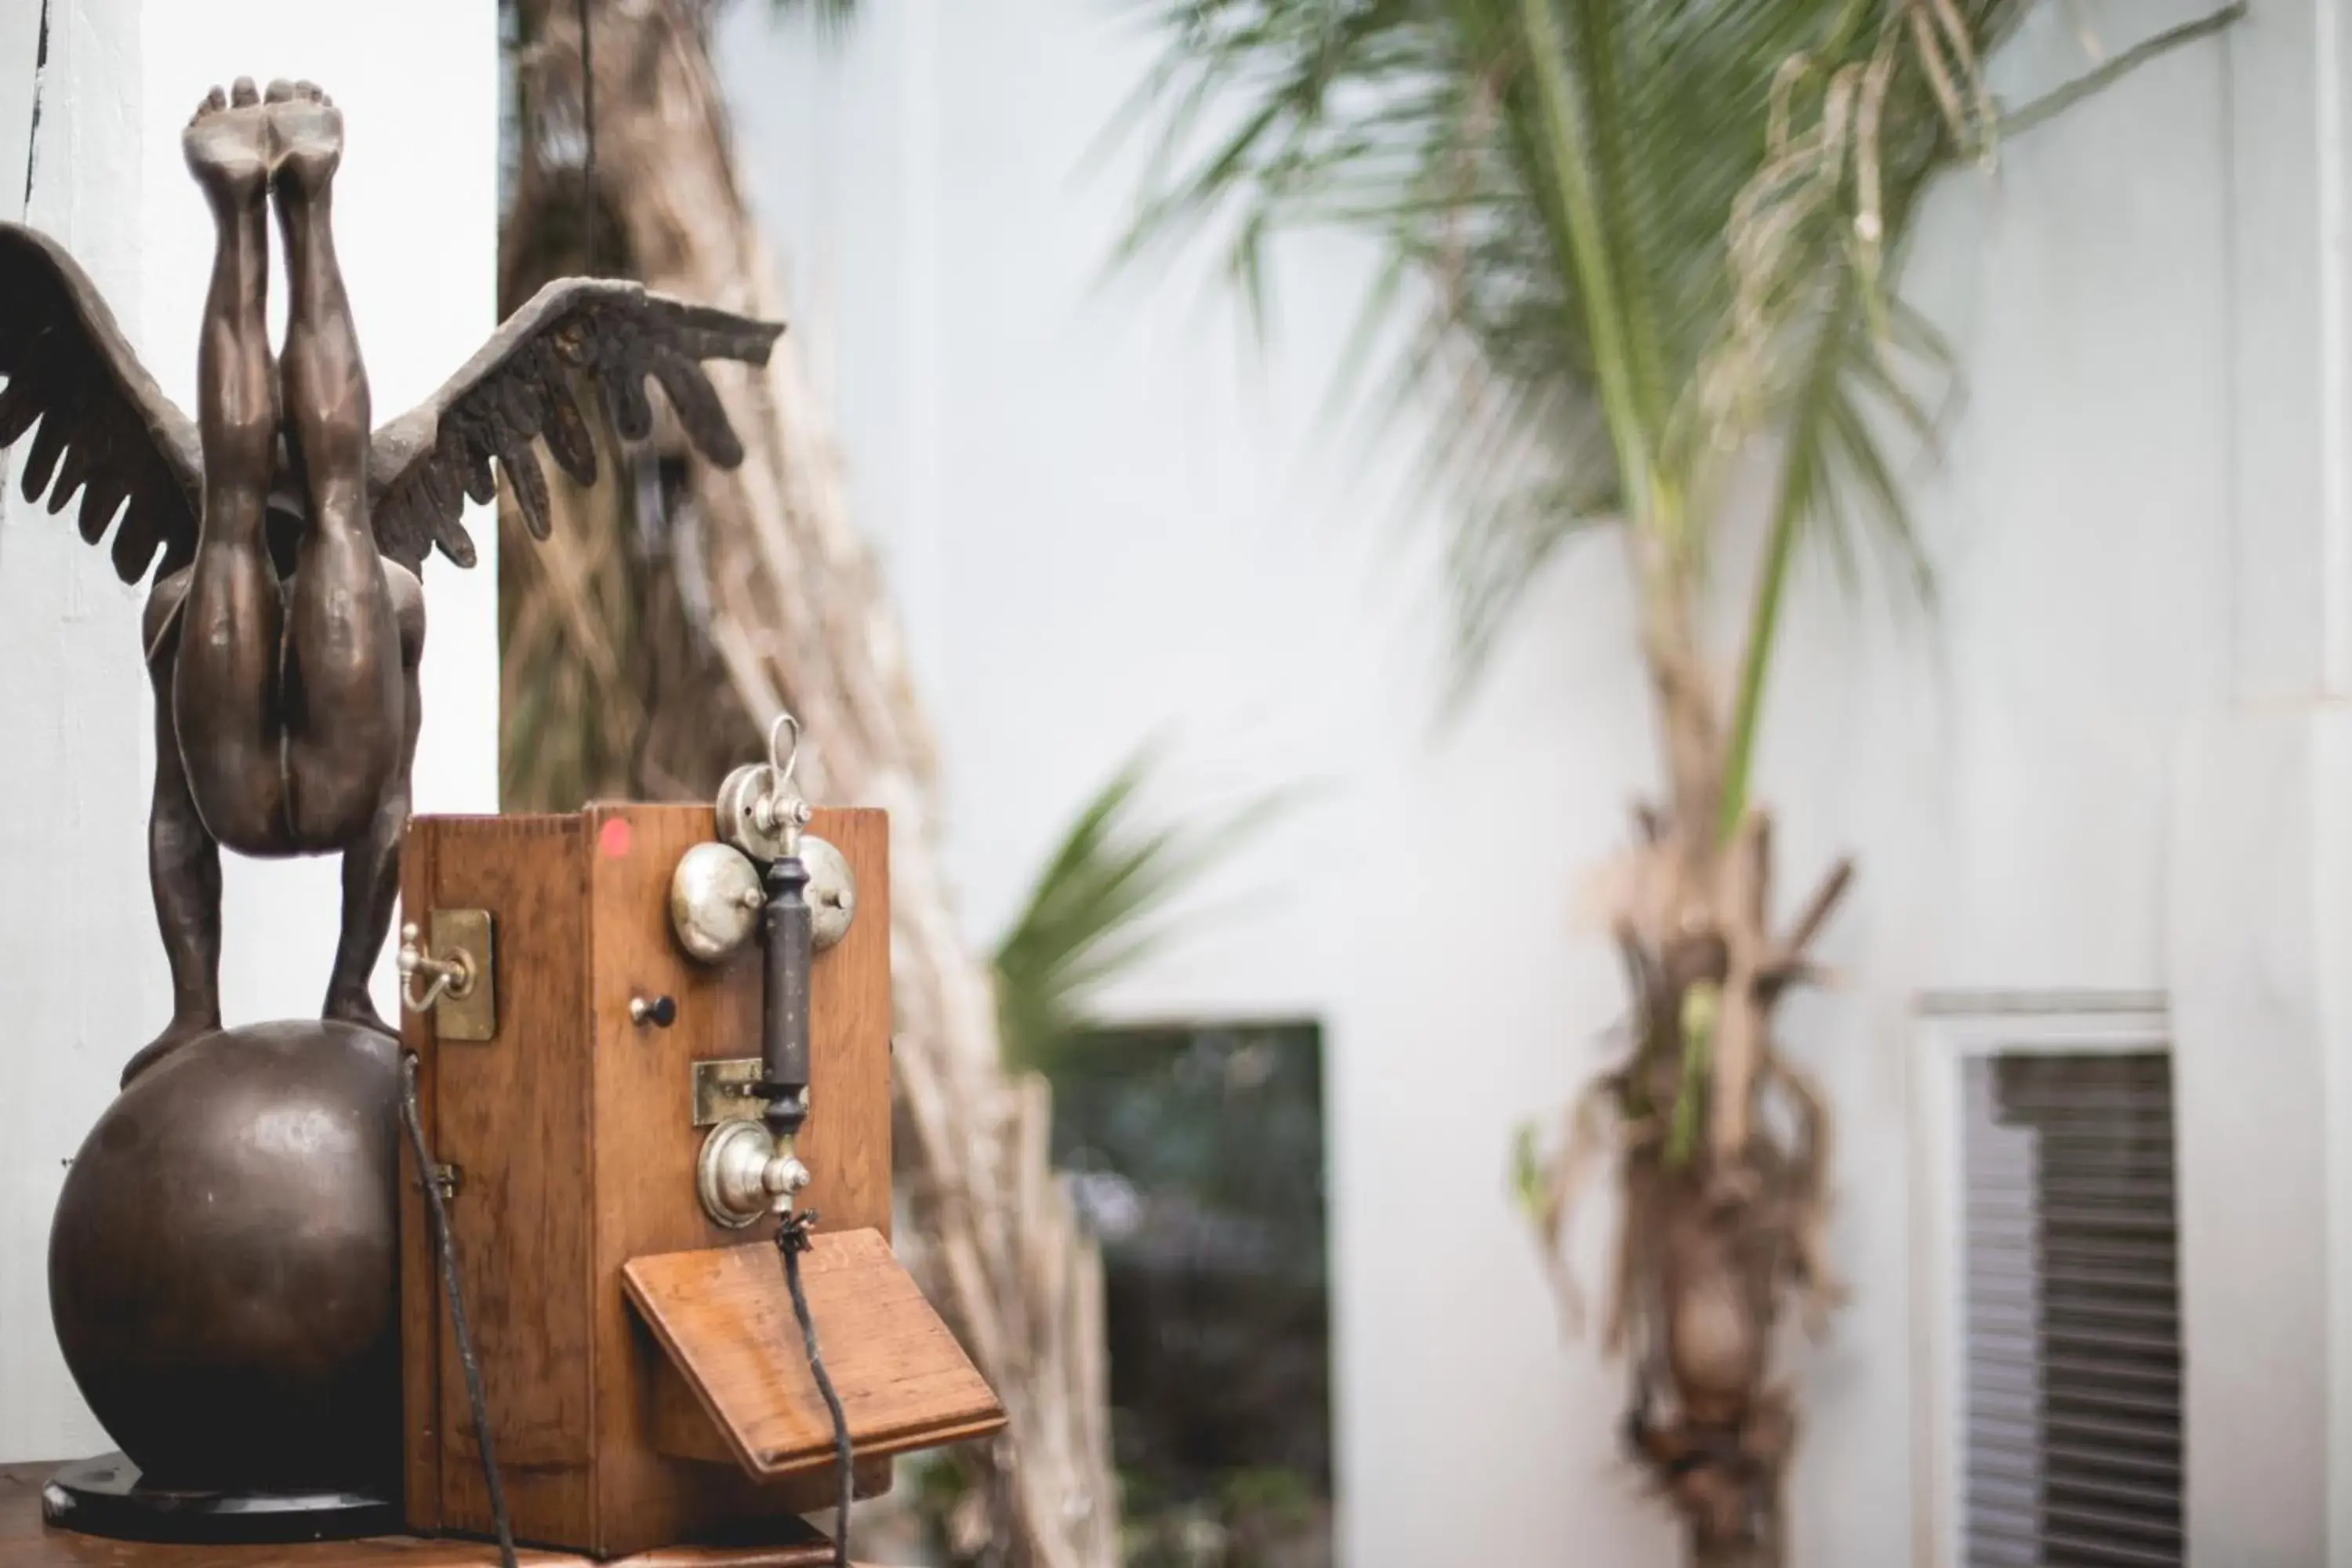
[0,0,497,1464]
[723,2,2325,1563]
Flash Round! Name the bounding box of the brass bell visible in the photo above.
[668,841,764,963]
[668,837,858,964]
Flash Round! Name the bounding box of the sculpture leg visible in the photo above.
[122,572,225,1089]
[172,80,289,855]
[267,80,405,849]
[322,568,425,1037]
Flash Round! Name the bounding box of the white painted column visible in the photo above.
[0,0,155,1470]
[0,0,497,1464]
[2227,0,2347,702]
[2174,0,2352,1560]
[2170,714,2333,1563]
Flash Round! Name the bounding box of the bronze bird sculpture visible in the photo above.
[0,78,783,1084]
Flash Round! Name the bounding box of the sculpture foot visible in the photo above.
[264,79,343,198]
[122,1014,221,1091]
[182,81,270,207]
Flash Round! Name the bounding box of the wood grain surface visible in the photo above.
[398,806,916,1556]
[623,1231,1005,1479]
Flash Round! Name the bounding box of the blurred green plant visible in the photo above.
[1116,1465,1326,1567]
[993,748,1292,1074]
[897,778,1299,1568]
[1113,0,2240,819]
[767,0,857,38]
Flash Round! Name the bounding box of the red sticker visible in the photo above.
[598,818,633,858]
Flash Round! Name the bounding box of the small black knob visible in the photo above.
[630,994,677,1029]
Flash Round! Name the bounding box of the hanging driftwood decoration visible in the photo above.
[497,5,1120,1563]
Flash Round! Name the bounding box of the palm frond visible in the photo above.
[767,0,858,42]
[1119,0,2236,805]
[993,750,1291,1073]
[1116,2,1894,662]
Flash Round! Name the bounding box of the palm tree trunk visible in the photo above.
[1693,1530,1781,1568]
[503,4,1120,1562]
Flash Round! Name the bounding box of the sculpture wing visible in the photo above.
[0,223,205,584]
[367,278,785,572]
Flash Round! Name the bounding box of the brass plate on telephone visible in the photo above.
[430,908,497,1041]
[691,1058,770,1128]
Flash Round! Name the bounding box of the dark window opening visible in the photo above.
[1050,1019,1333,1568]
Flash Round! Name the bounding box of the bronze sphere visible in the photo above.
[48,1021,401,1495]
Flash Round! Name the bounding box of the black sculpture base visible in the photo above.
[38,1454,400,1545]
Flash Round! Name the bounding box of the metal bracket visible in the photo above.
[398,909,497,1042]
[691,1057,770,1128]
[429,1162,463,1201]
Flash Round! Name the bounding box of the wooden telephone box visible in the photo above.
[397,804,1002,1559]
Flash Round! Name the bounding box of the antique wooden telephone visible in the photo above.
[394,718,1003,1563]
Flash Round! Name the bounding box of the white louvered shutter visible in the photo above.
[1959,1047,2184,1567]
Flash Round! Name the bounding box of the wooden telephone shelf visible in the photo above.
[625,1231,1004,1480]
